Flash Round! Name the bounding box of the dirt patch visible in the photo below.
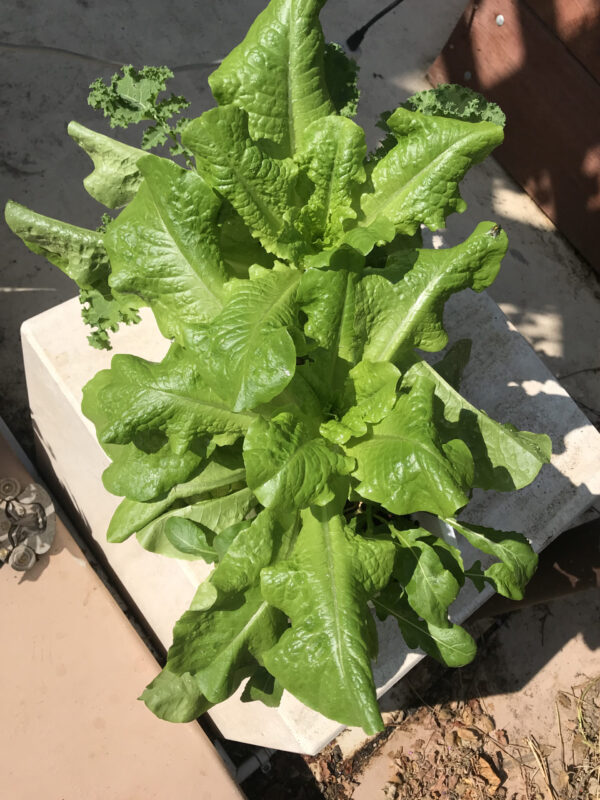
[563,677,600,800]
[375,675,600,800]
[380,699,509,800]
[300,673,600,800]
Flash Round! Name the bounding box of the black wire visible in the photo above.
[0,42,221,71]
[346,0,407,51]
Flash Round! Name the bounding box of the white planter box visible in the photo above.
[21,292,600,754]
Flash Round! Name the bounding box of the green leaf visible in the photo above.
[167,585,287,704]
[323,42,359,119]
[257,367,324,424]
[346,376,473,517]
[105,155,227,341]
[218,205,275,277]
[4,200,143,349]
[208,0,333,157]
[102,433,206,502]
[403,84,506,127]
[445,518,538,601]
[244,411,354,509]
[374,587,476,668]
[357,222,508,362]
[67,121,145,208]
[213,521,251,563]
[198,264,301,412]
[141,124,168,150]
[79,285,142,351]
[5,200,109,288]
[406,358,552,491]
[165,518,217,561]
[87,65,193,162]
[140,667,210,722]
[137,488,254,558]
[341,216,396,256]
[107,460,250,552]
[295,348,352,416]
[182,105,308,261]
[260,497,395,733]
[297,116,366,245]
[114,439,208,502]
[361,108,504,233]
[241,668,283,707]
[82,345,253,455]
[163,511,298,705]
[320,360,400,444]
[389,523,464,629]
[432,338,472,390]
[297,267,361,363]
[302,217,397,270]
[210,509,298,595]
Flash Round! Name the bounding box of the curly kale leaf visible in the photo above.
[79,286,142,350]
[88,65,193,163]
[403,83,506,127]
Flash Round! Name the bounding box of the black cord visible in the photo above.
[346,0,407,51]
[0,42,221,71]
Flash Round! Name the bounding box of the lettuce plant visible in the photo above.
[5,0,551,734]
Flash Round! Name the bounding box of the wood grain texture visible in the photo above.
[428,0,600,273]
[526,0,600,83]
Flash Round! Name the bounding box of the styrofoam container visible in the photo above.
[21,291,600,753]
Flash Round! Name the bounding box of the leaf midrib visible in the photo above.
[362,128,483,226]
[144,174,225,308]
[416,360,548,465]
[130,382,254,430]
[394,530,451,624]
[372,262,449,362]
[232,271,301,397]
[316,509,350,686]
[446,518,523,571]
[373,598,466,655]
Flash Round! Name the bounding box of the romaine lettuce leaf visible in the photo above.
[4,0,550,738]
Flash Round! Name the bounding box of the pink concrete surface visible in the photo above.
[0,432,244,800]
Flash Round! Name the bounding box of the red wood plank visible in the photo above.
[525,0,600,84]
[428,0,600,274]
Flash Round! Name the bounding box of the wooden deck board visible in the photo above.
[428,0,600,274]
